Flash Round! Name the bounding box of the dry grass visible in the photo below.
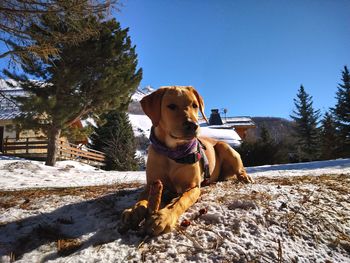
[0,182,144,210]
[256,173,349,190]
[0,182,145,261]
[138,173,350,262]
[255,174,350,251]
[57,238,82,256]
[1,173,349,262]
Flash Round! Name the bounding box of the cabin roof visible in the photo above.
[223,116,256,127]
[199,116,255,128]
[0,110,21,120]
[0,87,23,121]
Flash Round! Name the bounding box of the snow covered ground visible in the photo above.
[0,157,144,190]
[0,157,349,262]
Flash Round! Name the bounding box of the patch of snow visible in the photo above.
[247,158,350,177]
[0,79,21,90]
[128,113,152,137]
[131,86,154,102]
[80,117,97,128]
[0,158,349,262]
[0,159,145,190]
[200,126,241,147]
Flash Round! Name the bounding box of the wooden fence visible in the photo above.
[1,137,105,166]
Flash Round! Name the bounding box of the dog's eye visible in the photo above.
[167,104,177,110]
[192,103,198,109]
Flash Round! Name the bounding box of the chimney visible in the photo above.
[209,109,223,125]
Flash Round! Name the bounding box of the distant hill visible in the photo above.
[128,100,144,115]
[246,117,295,142]
[128,86,154,114]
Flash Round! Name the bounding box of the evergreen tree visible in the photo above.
[260,125,272,144]
[290,85,321,161]
[320,112,338,160]
[257,125,280,165]
[0,0,118,63]
[331,66,350,157]
[238,126,283,166]
[90,110,140,171]
[3,12,142,166]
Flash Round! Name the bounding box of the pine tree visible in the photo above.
[0,0,118,62]
[320,112,338,160]
[90,110,140,171]
[331,66,350,157]
[238,125,285,166]
[290,85,321,161]
[260,125,272,144]
[257,125,280,165]
[3,13,142,166]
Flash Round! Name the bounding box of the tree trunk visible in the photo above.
[45,126,61,166]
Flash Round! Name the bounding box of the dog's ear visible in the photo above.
[187,86,208,123]
[140,88,167,126]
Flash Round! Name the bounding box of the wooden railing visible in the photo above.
[1,137,105,166]
[2,137,48,153]
[57,140,105,164]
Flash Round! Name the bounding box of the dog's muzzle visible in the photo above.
[183,121,198,135]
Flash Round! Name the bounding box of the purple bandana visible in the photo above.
[149,127,211,187]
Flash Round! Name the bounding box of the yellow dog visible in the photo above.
[122,86,252,235]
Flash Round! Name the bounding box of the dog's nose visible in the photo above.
[183,121,198,133]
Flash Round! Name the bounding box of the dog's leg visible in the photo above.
[215,142,254,183]
[121,186,150,230]
[145,186,200,236]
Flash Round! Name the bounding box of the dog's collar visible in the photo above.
[149,127,198,162]
[149,127,211,186]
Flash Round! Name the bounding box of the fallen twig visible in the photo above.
[176,226,204,251]
[277,239,283,263]
[137,235,151,249]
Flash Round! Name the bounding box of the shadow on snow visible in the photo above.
[0,187,145,261]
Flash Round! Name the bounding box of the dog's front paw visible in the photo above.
[239,174,254,183]
[145,208,177,236]
[121,204,148,230]
[237,169,254,184]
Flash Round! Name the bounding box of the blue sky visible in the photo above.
[116,0,350,119]
[0,1,348,119]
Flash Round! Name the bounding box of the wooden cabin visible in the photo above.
[0,86,104,166]
[208,109,256,140]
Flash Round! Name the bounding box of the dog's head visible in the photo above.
[141,86,207,142]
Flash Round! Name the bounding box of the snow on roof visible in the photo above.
[225,116,253,122]
[223,116,256,127]
[0,109,21,120]
[200,126,241,147]
[0,81,24,120]
[200,116,255,129]
[0,79,21,90]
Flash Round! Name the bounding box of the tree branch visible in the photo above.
[65,107,91,127]
[0,90,20,107]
